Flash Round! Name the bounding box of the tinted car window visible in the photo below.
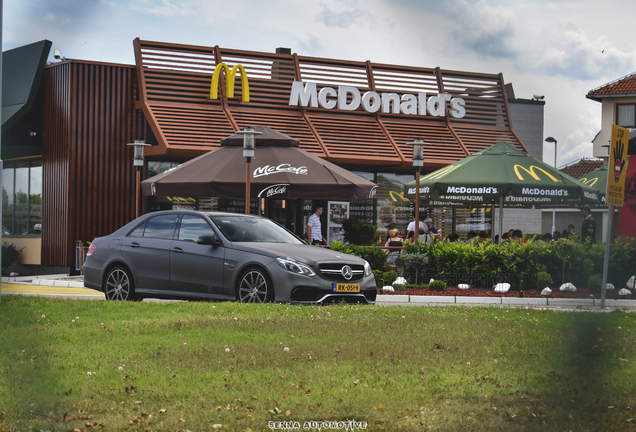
[142,215,178,239]
[210,215,303,243]
[129,221,147,237]
[178,215,214,242]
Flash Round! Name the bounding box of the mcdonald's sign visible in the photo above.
[210,63,250,102]
[579,177,598,187]
[513,165,559,182]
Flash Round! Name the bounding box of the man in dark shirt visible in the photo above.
[581,204,597,243]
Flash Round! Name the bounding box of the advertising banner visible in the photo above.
[607,124,629,207]
[327,201,349,245]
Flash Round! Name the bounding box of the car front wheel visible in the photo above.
[104,266,137,301]
[237,268,272,303]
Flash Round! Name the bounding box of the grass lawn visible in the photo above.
[1,296,636,431]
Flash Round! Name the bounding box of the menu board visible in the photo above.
[327,201,350,245]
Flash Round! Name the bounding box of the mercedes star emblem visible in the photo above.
[341,265,353,280]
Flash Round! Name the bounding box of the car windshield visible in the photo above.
[210,215,304,244]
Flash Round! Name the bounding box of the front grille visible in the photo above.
[318,263,364,282]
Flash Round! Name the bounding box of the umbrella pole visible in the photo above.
[245,158,251,215]
[414,167,420,245]
[499,197,504,242]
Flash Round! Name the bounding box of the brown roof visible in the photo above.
[587,72,636,101]
[133,39,527,171]
[559,158,605,178]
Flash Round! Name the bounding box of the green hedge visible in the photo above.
[331,237,636,290]
[401,237,635,289]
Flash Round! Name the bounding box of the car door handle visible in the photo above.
[130,242,141,248]
[173,247,184,253]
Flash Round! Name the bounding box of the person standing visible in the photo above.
[307,206,326,245]
[581,204,597,243]
[406,213,426,239]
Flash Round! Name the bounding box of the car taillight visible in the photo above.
[87,244,97,257]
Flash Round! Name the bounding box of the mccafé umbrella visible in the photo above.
[141,126,377,200]
[404,141,600,208]
[577,163,608,205]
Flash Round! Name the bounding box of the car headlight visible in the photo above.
[276,257,316,277]
[364,260,372,277]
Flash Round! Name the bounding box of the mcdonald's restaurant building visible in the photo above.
[2,38,545,275]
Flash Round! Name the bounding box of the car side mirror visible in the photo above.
[197,234,222,246]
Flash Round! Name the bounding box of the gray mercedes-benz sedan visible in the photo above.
[84,210,377,304]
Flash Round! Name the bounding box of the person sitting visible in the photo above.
[418,227,434,244]
[465,231,477,244]
[446,233,460,242]
[385,229,403,268]
[542,232,553,243]
[423,218,441,240]
[553,231,561,241]
[478,230,490,244]
[511,229,524,243]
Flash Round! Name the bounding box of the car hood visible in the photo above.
[230,243,365,266]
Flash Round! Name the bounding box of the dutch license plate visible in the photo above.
[333,283,360,293]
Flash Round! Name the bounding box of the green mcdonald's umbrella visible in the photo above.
[577,163,608,206]
[404,142,600,208]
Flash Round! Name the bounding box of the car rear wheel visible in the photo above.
[104,266,137,301]
[237,268,272,303]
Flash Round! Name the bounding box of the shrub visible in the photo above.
[341,218,377,246]
[331,241,387,272]
[587,274,603,293]
[372,270,383,287]
[429,280,446,291]
[2,241,23,273]
[400,252,428,284]
[536,271,553,288]
[392,284,406,291]
[383,270,398,286]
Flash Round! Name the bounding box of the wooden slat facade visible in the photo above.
[134,38,527,170]
[42,61,145,267]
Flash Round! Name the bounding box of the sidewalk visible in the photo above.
[2,275,635,310]
[1,275,104,299]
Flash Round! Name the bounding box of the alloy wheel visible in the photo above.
[105,268,132,301]
[238,269,270,303]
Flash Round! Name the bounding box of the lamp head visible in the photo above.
[127,140,151,170]
[407,138,430,167]
[237,126,262,159]
[545,137,557,144]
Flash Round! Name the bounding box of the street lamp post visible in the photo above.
[127,140,151,218]
[407,139,430,244]
[545,137,557,236]
[237,126,262,215]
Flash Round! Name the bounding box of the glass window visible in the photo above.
[2,168,14,235]
[2,161,43,236]
[29,163,42,235]
[128,221,147,237]
[14,167,29,235]
[143,215,178,239]
[178,215,214,242]
[617,104,636,128]
[147,161,181,179]
[375,173,415,238]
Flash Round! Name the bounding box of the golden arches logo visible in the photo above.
[423,164,460,180]
[210,63,250,102]
[579,177,598,186]
[513,165,559,182]
[388,190,411,203]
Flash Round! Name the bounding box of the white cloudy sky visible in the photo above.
[4,0,636,166]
